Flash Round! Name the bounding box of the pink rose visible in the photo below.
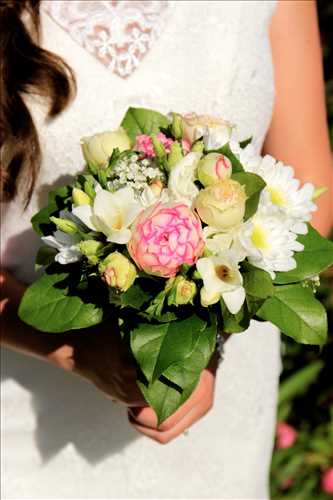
[128,202,204,277]
[322,468,333,494]
[135,133,174,157]
[276,422,298,449]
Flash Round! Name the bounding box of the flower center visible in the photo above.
[112,213,123,230]
[215,265,234,283]
[267,186,287,207]
[251,224,269,250]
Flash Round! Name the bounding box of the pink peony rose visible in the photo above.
[128,202,204,277]
[322,468,333,494]
[135,133,174,157]
[276,422,298,449]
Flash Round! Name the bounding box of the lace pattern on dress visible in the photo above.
[43,0,170,78]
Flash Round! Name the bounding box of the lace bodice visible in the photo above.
[44,1,171,78]
[1,3,281,499]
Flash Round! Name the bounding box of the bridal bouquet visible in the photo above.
[19,108,333,423]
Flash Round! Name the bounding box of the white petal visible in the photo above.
[41,235,63,250]
[72,205,98,231]
[222,286,246,314]
[107,228,132,244]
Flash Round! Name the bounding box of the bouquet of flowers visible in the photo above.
[19,108,333,423]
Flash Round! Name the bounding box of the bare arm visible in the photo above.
[264,0,333,236]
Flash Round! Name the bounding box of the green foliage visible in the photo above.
[121,107,170,144]
[18,266,104,332]
[257,283,327,345]
[31,186,72,236]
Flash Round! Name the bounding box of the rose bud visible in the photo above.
[79,240,103,265]
[149,179,164,197]
[50,216,79,234]
[276,422,298,449]
[167,276,197,306]
[198,153,232,187]
[194,179,247,230]
[80,128,131,168]
[99,252,137,292]
[167,142,184,170]
[72,187,92,206]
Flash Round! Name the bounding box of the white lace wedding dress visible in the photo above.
[1,1,281,498]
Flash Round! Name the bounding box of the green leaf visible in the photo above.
[242,262,274,299]
[278,360,324,406]
[18,269,104,332]
[213,143,244,173]
[232,172,266,220]
[31,186,72,236]
[138,322,217,424]
[121,107,170,145]
[220,298,250,333]
[130,315,206,383]
[138,377,195,425]
[256,284,328,345]
[120,283,152,310]
[239,137,252,148]
[35,246,57,270]
[274,224,333,284]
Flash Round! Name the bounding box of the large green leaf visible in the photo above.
[31,186,72,236]
[18,269,104,332]
[232,172,266,220]
[131,315,206,383]
[242,262,274,299]
[257,284,327,345]
[138,321,217,424]
[274,224,333,284]
[138,377,196,426]
[121,107,170,144]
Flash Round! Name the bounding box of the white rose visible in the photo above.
[168,152,201,205]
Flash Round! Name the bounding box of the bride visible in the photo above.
[1,0,332,498]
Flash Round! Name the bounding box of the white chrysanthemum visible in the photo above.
[235,145,317,234]
[239,213,304,278]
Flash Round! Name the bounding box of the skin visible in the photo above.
[0,0,332,445]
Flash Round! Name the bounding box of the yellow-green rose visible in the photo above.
[167,276,197,306]
[197,153,232,187]
[99,252,136,292]
[194,179,247,230]
[81,128,131,168]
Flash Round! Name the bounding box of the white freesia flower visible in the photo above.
[237,145,317,234]
[168,152,201,205]
[197,254,246,314]
[72,187,142,244]
[42,231,82,265]
[203,226,247,262]
[239,213,304,278]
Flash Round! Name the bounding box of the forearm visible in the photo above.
[264,0,333,236]
[0,269,67,359]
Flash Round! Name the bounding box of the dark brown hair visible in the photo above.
[0,0,76,205]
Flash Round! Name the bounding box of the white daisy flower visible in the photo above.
[236,145,317,234]
[239,213,304,278]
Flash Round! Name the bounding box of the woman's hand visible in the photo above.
[1,269,145,406]
[128,353,218,444]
